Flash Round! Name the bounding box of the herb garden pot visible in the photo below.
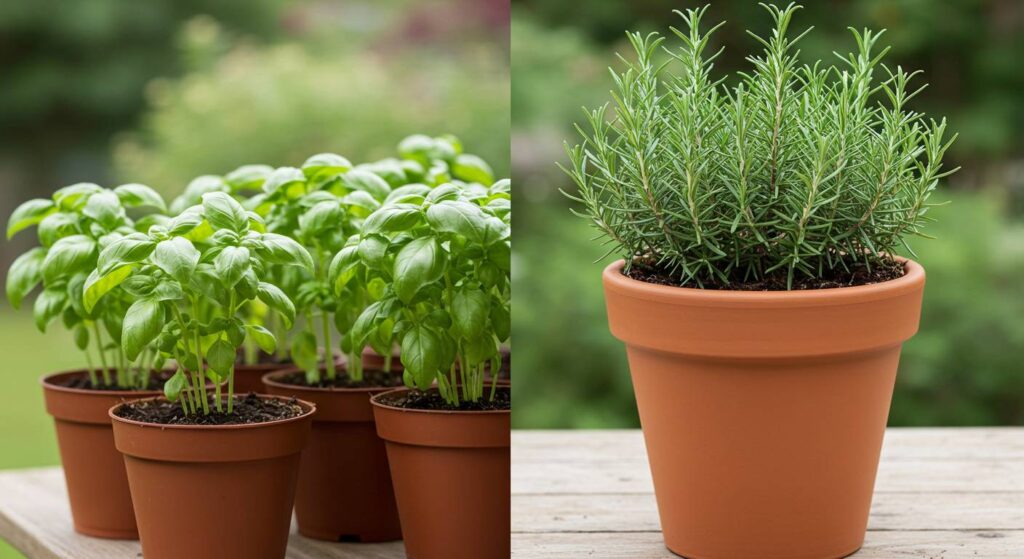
[371,388,510,559]
[41,370,163,539]
[109,396,315,559]
[261,368,403,542]
[602,259,925,559]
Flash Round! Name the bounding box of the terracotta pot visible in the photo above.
[361,347,403,372]
[110,396,315,559]
[261,368,403,542]
[602,259,926,559]
[41,370,164,539]
[231,352,344,394]
[372,388,510,559]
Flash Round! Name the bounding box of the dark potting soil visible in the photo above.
[54,370,174,392]
[377,387,511,411]
[114,393,304,425]
[274,369,404,389]
[235,350,292,366]
[626,255,905,291]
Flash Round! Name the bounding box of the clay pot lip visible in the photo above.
[107,394,317,431]
[603,257,925,308]
[41,369,167,397]
[369,387,511,416]
[261,367,402,394]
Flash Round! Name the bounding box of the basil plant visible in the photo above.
[86,192,311,414]
[345,176,511,405]
[7,183,169,389]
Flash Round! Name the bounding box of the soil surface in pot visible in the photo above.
[235,349,291,366]
[377,387,511,411]
[53,370,174,392]
[273,369,404,389]
[114,394,304,425]
[627,254,904,291]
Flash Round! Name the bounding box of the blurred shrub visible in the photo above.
[513,191,1024,428]
[113,17,509,195]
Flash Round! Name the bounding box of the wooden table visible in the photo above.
[512,428,1024,558]
[0,468,405,558]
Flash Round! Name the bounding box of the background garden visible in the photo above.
[0,1,508,557]
[512,0,1024,428]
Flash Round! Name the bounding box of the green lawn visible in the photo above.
[0,306,83,558]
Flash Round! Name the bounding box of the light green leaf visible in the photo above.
[400,324,443,389]
[343,169,391,200]
[302,153,352,181]
[7,199,55,239]
[357,234,388,270]
[425,200,487,242]
[452,154,494,185]
[291,331,319,374]
[452,288,489,339]
[298,200,341,236]
[225,165,273,190]
[256,233,314,269]
[151,237,200,282]
[83,265,134,313]
[393,237,446,303]
[246,324,277,354]
[257,282,296,328]
[97,233,156,275]
[167,205,205,236]
[37,212,81,247]
[207,339,236,377]
[202,191,249,233]
[33,288,67,332]
[53,183,102,211]
[262,167,306,196]
[122,298,163,361]
[164,369,188,402]
[114,183,167,212]
[41,235,96,284]
[362,204,422,233]
[82,191,125,230]
[384,184,432,205]
[6,247,46,309]
[214,246,250,289]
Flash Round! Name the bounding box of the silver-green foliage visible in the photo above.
[563,4,958,287]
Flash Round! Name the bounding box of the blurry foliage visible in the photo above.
[113,17,509,197]
[511,2,1024,427]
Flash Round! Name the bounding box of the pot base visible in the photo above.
[72,525,139,540]
[666,543,863,559]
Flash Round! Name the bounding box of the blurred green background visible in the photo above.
[511,0,1024,428]
[0,1,507,556]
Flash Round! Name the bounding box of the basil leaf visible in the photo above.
[207,339,236,377]
[257,282,296,328]
[393,237,446,303]
[214,246,250,289]
[122,298,164,361]
[225,164,273,191]
[451,154,494,185]
[151,237,200,282]
[97,233,156,275]
[164,369,189,402]
[425,200,487,243]
[452,288,489,339]
[255,233,314,269]
[82,190,126,230]
[342,169,391,200]
[114,183,167,212]
[400,324,443,390]
[33,287,68,332]
[302,153,352,181]
[7,199,55,239]
[246,324,277,354]
[6,247,46,309]
[362,204,422,233]
[262,167,306,196]
[83,265,134,313]
[42,235,96,284]
[202,191,249,233]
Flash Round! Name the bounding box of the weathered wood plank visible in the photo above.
[513,457,1024,494]
[512,492,1024,533]
[511,531,1024,558]
[0,468,405,559]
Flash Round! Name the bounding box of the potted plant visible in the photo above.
[563,5,957,559]
[98,191,316,559]
[259,153,409,542]
[6,182,170,539]
[360,173,511,559]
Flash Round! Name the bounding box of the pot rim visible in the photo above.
[108,394,317,431]
[41,369,169,397]
[603,257,924,308]
[370,386,510,416]
[262,367,403,394]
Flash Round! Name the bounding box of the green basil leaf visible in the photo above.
[393,237,446,303]
[164,369,188,402]
[357,160,408,187]
[37,212,81,247]
[225,164,273,191]
[246,324,277,354]
[207,339,236,377]
[488,241,511,271]
[425,200,487,243]
[202,191,249,233]
[350,300,385,349]
[452,288,489,339]
[53,183,102,211]
[97,233,156,275]
[122,299,163,361]
[82,190,125,230]
[302,153,352,181]
[151,237,200,283]
[291,331,319,374]
[425,183,461,203]
[114,183,167,212]
[341,190,381,217]
[490,178,510,195]
[329,245,362,292]
[262,167,306,196]
[83,265,134,313]
[298,200,342,236]
[356,234,389,271]
[167,205,205,236]
[171,175,228,215]
[256,233,314,269]
[464,333,498,366]
[342,169,391,200]
[7,199,56,239]
[151,279,184,302]
[41,235,96,284]
[362,204,422,233]
[384,184,432,205]
[257,282,296,328]
[214,246,250,289]
[400,324,443,389]
[490,297,510,342]
[73,323,90,351]
[6,247,46,309]
[33,287,67,332]
[451,154,494,185]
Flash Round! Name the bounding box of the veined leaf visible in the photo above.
[393,237,446,303]
[83,265,134,313]
[7,199,55,239]
[6,248,46,309]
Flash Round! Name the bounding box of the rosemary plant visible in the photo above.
[563,3,959,288]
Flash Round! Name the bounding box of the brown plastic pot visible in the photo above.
[603,258,926,559]
[372,388,510,559]
[231,352,345,394]
[41,370,164,539]
[110,396,315,559]
[261,368,403,542]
